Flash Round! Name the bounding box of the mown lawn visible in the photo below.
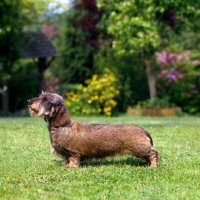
[0,116,199,200]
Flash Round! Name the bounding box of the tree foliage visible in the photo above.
[57,0,103,84]
[0,0,53,114]
[0,0,50,77]
[97,0,200,54]
[1,0,200,115]
[96,0,200,99]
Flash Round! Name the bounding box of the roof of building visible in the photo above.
[20,32,60,58]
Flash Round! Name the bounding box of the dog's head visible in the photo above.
[27,92,70,126]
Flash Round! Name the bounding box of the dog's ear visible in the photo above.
[46,94,63,106]
[53,104,70,127]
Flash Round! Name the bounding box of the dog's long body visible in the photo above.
[27,92,159,168]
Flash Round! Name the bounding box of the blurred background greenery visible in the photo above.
[1,0,200,116]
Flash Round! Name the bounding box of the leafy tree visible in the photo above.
[55,0,103,85]
[0,0,49,74]
[0,0,50,114]
[97,0,200,99]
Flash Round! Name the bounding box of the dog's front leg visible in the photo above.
[64,155,80,168]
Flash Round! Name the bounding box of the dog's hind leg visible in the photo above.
[145,149,159,167]
[150,149,160,167]
[64,156,80,168]
[131,147,159,167]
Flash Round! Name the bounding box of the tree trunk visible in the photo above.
[145,59,157,99]
[38,57,47,93]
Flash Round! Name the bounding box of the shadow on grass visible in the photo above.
[82,157,148,168]
[54,156,148,168]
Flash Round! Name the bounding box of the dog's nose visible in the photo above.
[27,99,32,105]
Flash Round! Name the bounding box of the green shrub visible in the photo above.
[65,68,120,117]
[94,49,149,112]
[136,97,177,109]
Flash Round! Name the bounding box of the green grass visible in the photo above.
[0,116,199,200]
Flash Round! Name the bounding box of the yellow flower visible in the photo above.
[106,112,111,117]
[110,93,114,98]
[75,106,80,110]
[78,84,83,90]
[72,109,76,113]
[110,100,117,106]
[87,99,92,104]
[66,101,70,106]
[115,90,120,95]
[64,67,120,117]
[82,109,86,113]
[92,74,98,81]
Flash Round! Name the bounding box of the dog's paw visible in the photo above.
[61,161,68,166]
[51,147,57,155]
[63,162,79,168]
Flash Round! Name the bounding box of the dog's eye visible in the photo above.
[41,97,47,102]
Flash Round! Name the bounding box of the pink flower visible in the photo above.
[155,51,183,66]
[193,60,200,66]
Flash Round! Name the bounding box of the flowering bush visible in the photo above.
[155,51,200,82]
[65,68,120,117]
[155,50,200,114]
[155,51,186,82]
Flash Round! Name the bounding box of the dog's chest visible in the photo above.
[48,124,69,150]
[44,118,58,145]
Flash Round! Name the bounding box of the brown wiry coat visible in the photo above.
[27,92,159,168]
